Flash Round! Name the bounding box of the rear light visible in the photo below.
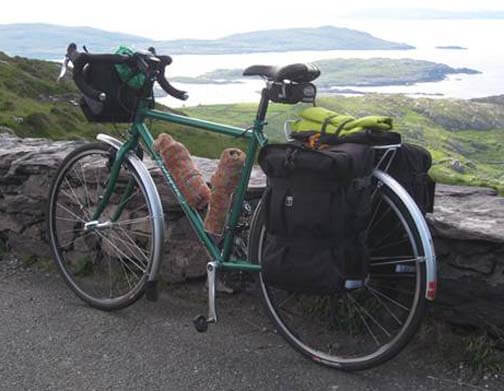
[427,281,437,300]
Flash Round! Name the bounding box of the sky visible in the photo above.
[1,1,504,40]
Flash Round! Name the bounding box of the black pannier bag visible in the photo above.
[387,143,435,214]
[292,129,435,214]
[79,62,153,123]
[258,143,374,295]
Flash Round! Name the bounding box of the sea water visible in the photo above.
[157,19,504,108]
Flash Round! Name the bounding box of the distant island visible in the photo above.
[349,8,504,20]
[0,23,414,59]
[436,46,467,50]
[172,58,481,87]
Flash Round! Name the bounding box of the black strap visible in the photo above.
[321,116,354,138]
[320,114,339,135]
[270,188,287,234]
[269,177,346,192]
[269,234,335,247]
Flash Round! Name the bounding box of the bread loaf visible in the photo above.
[204,148,246,235]
[153,133,211,210]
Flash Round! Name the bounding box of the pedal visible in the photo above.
[193,261,218,333]
[193,314,210,333]
[145,280,159,302]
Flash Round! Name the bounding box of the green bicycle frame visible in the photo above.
[92,98,269,273]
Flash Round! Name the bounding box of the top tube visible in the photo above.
[140,109,255,140]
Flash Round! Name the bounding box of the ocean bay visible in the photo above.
[160,19,504,107]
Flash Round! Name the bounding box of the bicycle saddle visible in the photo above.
[243,63,320,83]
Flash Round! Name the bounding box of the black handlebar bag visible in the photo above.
[79,61,153,123]
[258,143,374,295]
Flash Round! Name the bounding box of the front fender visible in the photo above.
[97,133,165,283]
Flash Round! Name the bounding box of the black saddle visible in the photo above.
[243,63,320,83]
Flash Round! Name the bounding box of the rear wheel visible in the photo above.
[248,174,428,371]
[47,143,158,311]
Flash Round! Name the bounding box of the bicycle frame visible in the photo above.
[91,94,437,304]
[92,99,268,274]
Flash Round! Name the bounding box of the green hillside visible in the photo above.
[184,95,504,192]
[2,51,504,192]
[0,24,413,59]
[0,51,246,158]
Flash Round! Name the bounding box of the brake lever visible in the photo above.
[57,55,70,82]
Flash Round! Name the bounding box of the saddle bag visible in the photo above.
[258,143,374,295]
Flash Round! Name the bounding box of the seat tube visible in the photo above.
[256,88,270,123]
[220,135,259,261]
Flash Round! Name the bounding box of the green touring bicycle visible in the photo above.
[47,44,437,371]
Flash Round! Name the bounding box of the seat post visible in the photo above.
[256,87,270,123]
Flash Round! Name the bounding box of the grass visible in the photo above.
[463,332,504,375]
[2,51,504,190]
[186,95,504,193]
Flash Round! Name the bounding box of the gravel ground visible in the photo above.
[0,255,502,391]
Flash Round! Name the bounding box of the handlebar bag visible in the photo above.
[79,47,153,123]
[258,143,374,294]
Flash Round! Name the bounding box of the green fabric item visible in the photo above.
[114,45,146,89]
[350,116,393,130]
[291,107,393,137]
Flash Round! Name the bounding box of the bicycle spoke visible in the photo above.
[367,283,415,297]
[94,230,147,274]
[371,237,410,253]
[108,229,150,267]
[369,273,415,279]
[58,230,94,249]
[62,177,89,219]
[56,216,84,223]
[56,201,86,223]
[365,286,403,326]
[366,285,410,312]
[58,226,85,235]
[370,257,422,267]
[369,221,404,249]
[76,163,92,212]
[347,292,392,338]
[368,204,392,234]
[126,230,152,238]
[367,195,384,232]
[112,215,151,226]
[345,294,380,346]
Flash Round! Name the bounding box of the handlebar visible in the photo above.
[66,43,188,102]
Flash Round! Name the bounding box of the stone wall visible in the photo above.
[0,133,264,283]
[1,132,503,330]
[427,185,504,329]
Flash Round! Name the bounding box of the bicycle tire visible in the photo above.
[47,143,160,311]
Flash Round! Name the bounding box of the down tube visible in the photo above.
[221,135,260,262]
[135,122,222,261]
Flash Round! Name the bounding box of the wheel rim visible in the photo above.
[49,147,154,306]
[257,186,425,366]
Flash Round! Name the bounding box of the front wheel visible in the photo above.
[47,143,160,311]
[248,174,428,371]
